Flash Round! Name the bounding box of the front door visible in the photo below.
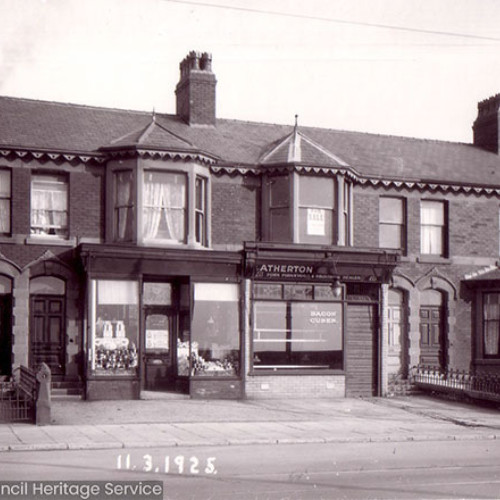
[419,306,444,369]
[30,296,65,376]
[0,295,12,378]
[143,307,176,391]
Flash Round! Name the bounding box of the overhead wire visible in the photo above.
[162,0,500,43]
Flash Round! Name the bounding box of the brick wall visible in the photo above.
[69,168,104,240]
[245,375,346,399]
[211,174,261,246]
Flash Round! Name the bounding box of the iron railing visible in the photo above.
[411,365,500,401]
[0,367,37,423]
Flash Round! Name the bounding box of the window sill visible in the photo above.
[249,369,345,376]
[417,255,450,264]
[0,234,25,244]
[26,236,77,247]
[474,358,500,365]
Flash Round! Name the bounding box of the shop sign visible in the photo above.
[253,260,379,283]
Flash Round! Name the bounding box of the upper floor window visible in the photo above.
[379,197,406,251]
[0,169,11,235]
[195,176,207,246]
[114,171,135,242]
[298,176,335,245]
[269,175,291,242]
[264,173,351,246]
[143,171,186,244]
[31,173,68,238]
[420,200,446,256]
[112,165,209,248]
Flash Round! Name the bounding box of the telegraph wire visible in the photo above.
[162,0,500,43]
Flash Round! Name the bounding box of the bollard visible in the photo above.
[35,363,51,426]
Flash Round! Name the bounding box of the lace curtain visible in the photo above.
[420,201,444,254]
[115,172,133,241]
[31,180,68,235]
[142,173,185,242]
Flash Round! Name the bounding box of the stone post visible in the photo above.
[35,363,51,426]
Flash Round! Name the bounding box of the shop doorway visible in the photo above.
[0,295,12,377]
[143,307,178,391]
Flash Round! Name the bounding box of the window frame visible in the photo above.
[482,292,500,359]
[420,199,447,257]
[0,169,11,236]
[30,172,69,239]
[379,196,406,252]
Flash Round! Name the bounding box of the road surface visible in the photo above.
[0,439,499,499]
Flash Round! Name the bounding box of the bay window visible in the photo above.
[264,173,351,246]
[253,283,343,371]
[483,292,500,358]
[31,173,68,238]
[111,163,209,247]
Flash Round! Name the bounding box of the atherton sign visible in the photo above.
[252,260,379,283]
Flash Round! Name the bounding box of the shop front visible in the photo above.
[78,244,243,400]
[244,243,399,398]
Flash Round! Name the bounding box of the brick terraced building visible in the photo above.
[0,51,500,400]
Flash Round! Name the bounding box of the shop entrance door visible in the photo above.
[143,307,177,391]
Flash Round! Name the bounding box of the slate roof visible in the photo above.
[1,95,500,187]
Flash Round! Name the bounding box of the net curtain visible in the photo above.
[142,173,185,242]
[31,184,68,233]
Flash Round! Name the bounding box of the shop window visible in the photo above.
[112,168,208,247]
[89,280,139,376]
[0,169,11,235]
[380,197,406,251]
[421,200,447,256]
[483,292,500,358]
[191,283,240,376]
[253,283,343,371]
[31,173,68,238]
[265,173,351,246]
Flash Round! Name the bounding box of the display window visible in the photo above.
[89,280,139,376]
[253,283,343,371]
[191,283,240,376]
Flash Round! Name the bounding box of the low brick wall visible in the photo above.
[245,374,345,399]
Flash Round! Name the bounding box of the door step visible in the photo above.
[51,381,83,401]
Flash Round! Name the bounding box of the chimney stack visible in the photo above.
[175,51,217,126]
[473,94,500,154]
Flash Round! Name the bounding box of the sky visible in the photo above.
[1,0,500,143]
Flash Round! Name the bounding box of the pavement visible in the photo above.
[1,393,500,452]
